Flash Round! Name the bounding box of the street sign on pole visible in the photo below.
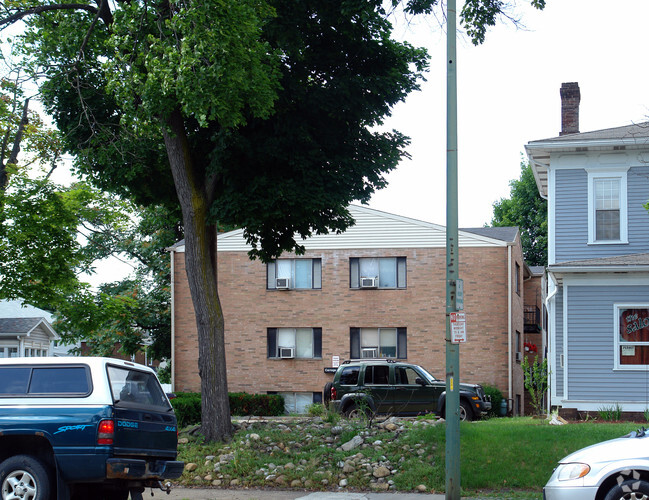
[450,312,466,344]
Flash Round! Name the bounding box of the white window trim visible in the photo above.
[586,167,629,245]
[613,303,649,371]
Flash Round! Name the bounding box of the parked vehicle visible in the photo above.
[544,427,649,500]
[0,357,183,500]
[324,359,491,421]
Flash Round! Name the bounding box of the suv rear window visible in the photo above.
[107,365,170,410]
[0,365,91,396]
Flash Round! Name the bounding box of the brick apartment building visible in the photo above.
[170,205,537,414]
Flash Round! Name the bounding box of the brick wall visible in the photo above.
[172,244,526,405]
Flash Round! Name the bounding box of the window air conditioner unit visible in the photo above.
[515,352,522,362]
[276,277,290,289]
[279,347,295,359]
[361,348,378,359]
[360,277,377,288]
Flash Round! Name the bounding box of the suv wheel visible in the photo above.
[459,401,473,422]
[323,382,333,405]
[345,403,369,419]
[0,455,51,500]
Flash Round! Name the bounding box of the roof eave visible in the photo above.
[548,265,649,275]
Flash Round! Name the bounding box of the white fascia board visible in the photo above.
[550,266,649,275]
[527,137,649,151]
[33,319,60,340]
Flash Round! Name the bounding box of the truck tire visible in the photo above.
[0,455,51,500]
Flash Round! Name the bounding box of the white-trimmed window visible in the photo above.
[587,168,628,244]
[350,327,407,359]
[350,257,406,289]
[267,328,322,359]
[0,346,19,358]
[267,259,321,290]
[614,305,649,369]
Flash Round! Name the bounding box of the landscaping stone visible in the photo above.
[341,435,363,451]
[373,466,390,478]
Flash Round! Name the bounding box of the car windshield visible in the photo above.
[415,365,437,383]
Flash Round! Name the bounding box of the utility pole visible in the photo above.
[445,0,461,499]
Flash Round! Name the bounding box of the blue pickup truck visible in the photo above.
[0,357,184,500]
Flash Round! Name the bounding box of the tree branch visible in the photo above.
[0,4,100,29]
[7,98,30,169]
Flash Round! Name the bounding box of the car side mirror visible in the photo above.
[415,377,426,386]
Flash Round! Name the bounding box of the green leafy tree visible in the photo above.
[55,204,182,361]
[491,161,548,266]
[3,0,546,442]
[0,75,63,190]
[521,353,548,415]
[1,164,181,361]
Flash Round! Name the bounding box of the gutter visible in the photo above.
[169,248,176,391]
[526,136,649,151]
[544,272,558,418]
[507,245,512,407]
[548,265,649,274]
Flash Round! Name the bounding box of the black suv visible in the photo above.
[324,359,491,421]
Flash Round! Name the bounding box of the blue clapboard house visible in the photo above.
[526,83,649,416]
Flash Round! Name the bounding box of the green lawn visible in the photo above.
[405,417,635,497]
[177,416,639,498]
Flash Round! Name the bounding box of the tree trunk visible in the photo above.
[161,107,232,441]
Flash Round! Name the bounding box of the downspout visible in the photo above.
[544,272,558,417]
[508,244,513,408]
[170,248,176,391]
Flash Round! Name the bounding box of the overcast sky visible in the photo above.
[368,0,649,228]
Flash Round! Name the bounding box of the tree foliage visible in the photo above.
[521,353,548,415]
[2,0,547,442]
[0,166,181,360]
[491,161,547,266]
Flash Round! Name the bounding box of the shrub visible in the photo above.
[482,384,503,418]
[229,392,284,416]
[171,392,285,427]
[171,392,202,427]
[306,403,325,417]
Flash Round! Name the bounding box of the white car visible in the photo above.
[544,427,649,500]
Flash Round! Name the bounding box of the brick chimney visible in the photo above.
[560,82,580,136]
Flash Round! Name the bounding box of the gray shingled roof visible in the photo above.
[460,227,519,243]
[529,122,649,145]
[0,317,45,335]
[529,265,545,275]
[549,253,649,269]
